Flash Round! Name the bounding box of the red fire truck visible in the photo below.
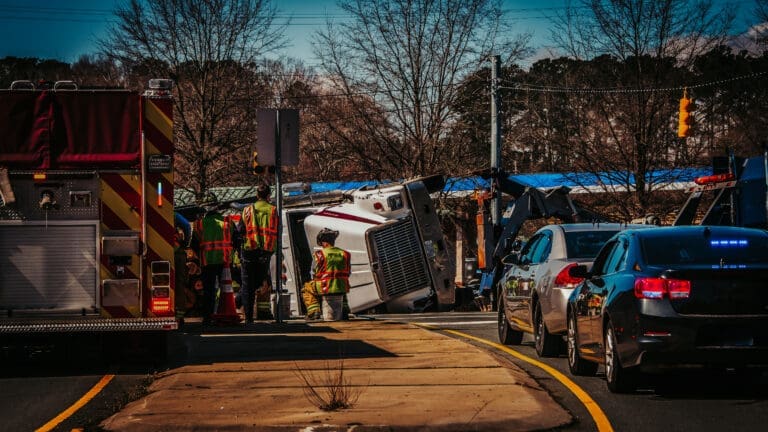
[0,79,178,356]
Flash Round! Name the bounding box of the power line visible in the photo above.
[502,71,768,94]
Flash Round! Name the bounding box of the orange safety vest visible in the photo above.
[194,214,232,266]
[314,246,351,295]
[242,200,278,253]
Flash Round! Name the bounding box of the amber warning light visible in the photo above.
[694,173,735,185]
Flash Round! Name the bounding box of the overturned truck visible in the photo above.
[279,176,456,315]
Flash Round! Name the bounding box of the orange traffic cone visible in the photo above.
[212,267,242,326]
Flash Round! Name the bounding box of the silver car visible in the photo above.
[497,223,646,357]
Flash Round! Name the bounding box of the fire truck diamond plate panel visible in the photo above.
[369,218,431,298]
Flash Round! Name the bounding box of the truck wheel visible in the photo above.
[498,296,523,345]
[534,302,561,357]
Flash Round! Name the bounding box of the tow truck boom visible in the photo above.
[476,173,613,308]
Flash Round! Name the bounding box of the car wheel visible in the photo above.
[534,301,561,357]
[498,295,523,345]
[605,322,638,393]
[567,312,598,376]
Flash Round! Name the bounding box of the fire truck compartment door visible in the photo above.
[404,181,456,305]
[0,222,98,312]
[366,217,432,301]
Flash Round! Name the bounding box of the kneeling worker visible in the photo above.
[302,228,350,321]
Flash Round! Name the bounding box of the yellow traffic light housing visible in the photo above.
[251,151,275,175]
[678,91,693,138]
[252,151,263,174]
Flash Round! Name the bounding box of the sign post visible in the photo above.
[256,109,299,323]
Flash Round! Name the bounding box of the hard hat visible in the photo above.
[316,228,339,246]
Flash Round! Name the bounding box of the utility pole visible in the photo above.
[274,110,284,324]
[490,55,502,231]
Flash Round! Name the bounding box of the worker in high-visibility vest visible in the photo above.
[192,197,234,325]
[302,228,351,321]
[236,184,278,324]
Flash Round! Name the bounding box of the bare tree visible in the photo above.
[756,0,768,45]
[99,0,286,200]
[313,0,528,181]
[70,55,125,88]
[544,0,734,218]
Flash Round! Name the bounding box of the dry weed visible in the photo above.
[293,357,367,411]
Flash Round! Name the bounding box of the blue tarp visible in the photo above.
[174,167,712,206]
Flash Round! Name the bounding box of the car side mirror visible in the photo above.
[569,264,590,279]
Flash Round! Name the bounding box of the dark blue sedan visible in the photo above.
[566,226,768,392]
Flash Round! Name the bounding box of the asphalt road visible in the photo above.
[376,311,768,432]
[0,333,165,432]
[3,312,768,432]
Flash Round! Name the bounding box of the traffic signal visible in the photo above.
[677,94,694,138]
[251,151,275,175]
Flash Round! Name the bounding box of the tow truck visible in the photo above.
[673,154,768,228]
[473,172,613,309]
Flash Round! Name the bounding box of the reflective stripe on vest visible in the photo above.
[315,246,351,295]
[195,217,232,266]
[242,201,278,252]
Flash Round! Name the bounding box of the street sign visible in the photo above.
[255,109,299,166]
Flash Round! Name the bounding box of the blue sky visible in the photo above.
[0,0,757,64]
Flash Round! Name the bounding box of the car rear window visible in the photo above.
[641,233,768,266]
[565,231,619,259]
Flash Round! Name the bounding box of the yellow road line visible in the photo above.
[417,323,613,432]
[35,374,115,432]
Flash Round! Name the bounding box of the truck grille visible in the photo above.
[369,218,431,298]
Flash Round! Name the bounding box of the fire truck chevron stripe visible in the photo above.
[144,99,173,152]
[140,97,175,318]
[99,206,140,280]
[100,175,141,230]
[145,204,174,260]
[100,174,142,319]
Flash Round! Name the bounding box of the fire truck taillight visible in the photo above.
[151,298,171,313]
[150,261,173,315]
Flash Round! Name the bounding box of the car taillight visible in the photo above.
[554,263,583,286]
[634,277,691,299]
